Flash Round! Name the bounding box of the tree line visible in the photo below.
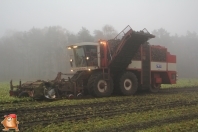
[0,25,197,81]
[0,25,117,81]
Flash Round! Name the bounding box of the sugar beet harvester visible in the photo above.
[10,25,177,100]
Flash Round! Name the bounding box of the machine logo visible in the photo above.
[1,114,20,131]
[156,64,162,68]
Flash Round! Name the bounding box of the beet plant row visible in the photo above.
[21,104,198,132]
[12,99,198,131]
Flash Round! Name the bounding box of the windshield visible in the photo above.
[73,47,86,67]
[84,45,98,66]
[71,45,98,68]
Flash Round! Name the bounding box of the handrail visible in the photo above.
[107,25,133,60]
[114,25,132,40]
[141,28,150,34]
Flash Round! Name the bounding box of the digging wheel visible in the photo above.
[87,73,113,97]
[149,83,161,93]
[118,72,138,96]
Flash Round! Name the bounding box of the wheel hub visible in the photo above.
[153,84,161,89]
[124,79,132,90]
[150,83,161,93]
[99,82,106,88]
[97,80,107,93]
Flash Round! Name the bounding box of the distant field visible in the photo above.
[161,78,198,88]
[0,78,198,132]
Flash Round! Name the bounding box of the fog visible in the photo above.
[1,0,198,37]
[0,0,198,81]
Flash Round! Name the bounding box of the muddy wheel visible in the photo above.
[149,83,161,93]
[88,73,113,97]
[119,72,138,96]
[87,72,99,95]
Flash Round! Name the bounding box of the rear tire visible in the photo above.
[88,73,113,97]
[149,83,161,93]
[118,72,138,96]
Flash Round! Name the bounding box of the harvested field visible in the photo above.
[0,79,198,132]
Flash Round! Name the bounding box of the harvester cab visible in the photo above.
[67,42,100,72]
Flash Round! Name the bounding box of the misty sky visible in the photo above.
[0,0,198,37]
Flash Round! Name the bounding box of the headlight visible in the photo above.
[99,41,106,45]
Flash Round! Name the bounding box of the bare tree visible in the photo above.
[93,30,104,41]
[93,24,118,41]
[102,24,118,39]
[77,27,94,42]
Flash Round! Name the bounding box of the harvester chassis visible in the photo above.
[10,70,114,100]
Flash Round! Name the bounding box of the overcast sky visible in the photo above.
[0,0,197,37]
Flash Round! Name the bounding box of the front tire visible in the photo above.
[118,72,138,96]
[88,73,113,97]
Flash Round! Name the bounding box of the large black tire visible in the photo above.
[87,72,99,95]
[149,83,161,93]
[118,72,138,96]
[87,73,113,97]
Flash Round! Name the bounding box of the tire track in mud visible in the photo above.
[12,100,198,131]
